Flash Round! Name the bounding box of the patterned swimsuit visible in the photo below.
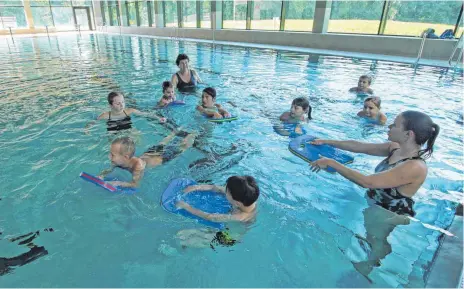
[367,149,424,217]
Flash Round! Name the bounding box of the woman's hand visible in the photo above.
[310,157,334,172]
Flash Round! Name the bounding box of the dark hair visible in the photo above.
[226,176,260,207]
[360,75,372,85]
[364,96,381,109]
[175,53,189,66]
[112,137,135,158]
[203,87,216,99]
[107,92,123,105]
[292,97,312,120]
[162,81,173,93]
[401,111,440,159]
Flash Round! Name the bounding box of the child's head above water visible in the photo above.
[358,75,372,90]
[110,137,135,166]
[162,81,175,100]
[363,96,381,117]
[225,175,260,208]
[291,97,312,120]
[107,92,125,112]
[202,87,217,107]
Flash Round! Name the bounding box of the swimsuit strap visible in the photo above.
[108,111,111,120]
[123,110,129,117]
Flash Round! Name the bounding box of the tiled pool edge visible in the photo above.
[426,204,463,288]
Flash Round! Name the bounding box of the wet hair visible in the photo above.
[292,97,312,120]
[226,175,260,207]
[162,81,173,93]
[112,137,135,158]
[203,87,216,99]
[175,53,189,66]
[360,75,372,85]
[364,96,381,109]
[107,92,123,105]
[401,111,440,159]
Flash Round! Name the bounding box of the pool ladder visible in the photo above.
[414,32,427,68]
[448,32,463,69]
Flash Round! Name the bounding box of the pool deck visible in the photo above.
[426,204,463,288]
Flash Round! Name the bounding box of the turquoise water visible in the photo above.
[0,34,462,287]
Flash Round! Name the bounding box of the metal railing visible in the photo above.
[448,32,463,67]
[414,32,427,67]
[75,24,81,36]
[8,26,14,44]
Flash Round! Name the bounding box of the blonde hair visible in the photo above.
[364,96,381,109]
[112,137,135,157]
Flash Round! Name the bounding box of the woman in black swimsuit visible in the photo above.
[309,111,439,279]
[171,54,202,92]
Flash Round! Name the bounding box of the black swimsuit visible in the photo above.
[367,149,424,217]
[176,70,197,92]
[107,110,132,131]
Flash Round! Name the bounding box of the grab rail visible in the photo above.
[8,26,14,43]
[448,32,463,66]
[414,33,427,67]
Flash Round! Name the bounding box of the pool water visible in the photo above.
[0,34,462,287]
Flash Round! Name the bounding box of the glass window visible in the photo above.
[250,0,281,30]
[72,0,92,6]
[31,7,53,27]
[222,0,247,29]
[164,0,178,27]
[108,2,120,26]
[50,0,71,6]
[284,0,315,31]
[328,0,384,34]
[126,1,137,26]
[0,1,24,6]
[200,0,210,28]
[30,0,50,6]
[0,7,27,28]
[52,6,74,29]
[384,1,462,37]
[101,1,110,25]
[182,0,196,28]
[138,1,149,26]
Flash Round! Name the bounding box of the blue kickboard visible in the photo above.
[161,178,231,229]
[273,123,307,138]
[288,135,354,173]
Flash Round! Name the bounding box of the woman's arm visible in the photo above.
[129,109,166,123]
[171,73,178,89]
[311,158,426,189]
[192,70,202,83]
[312,139,397,157]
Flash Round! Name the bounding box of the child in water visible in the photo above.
[276,97,312,136]
[97,92,166,132]
[357,96,387,125]
[349,75,374,95]
[196,87,231,119]
[157,81,177,107]
[98,130,197,188]
[176,175,260,223]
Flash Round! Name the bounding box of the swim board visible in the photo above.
[80,172,137,194]
[161,178,231,229]
[288,135,354,173]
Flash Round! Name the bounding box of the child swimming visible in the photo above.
[98,130,197,188]
[157,81,177,107]
[97,92,166,132]
[176,175,260,223]
[357,96,387,125]
[349,75,374,95]
[279,97,312,123]
[196,87,231,119]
